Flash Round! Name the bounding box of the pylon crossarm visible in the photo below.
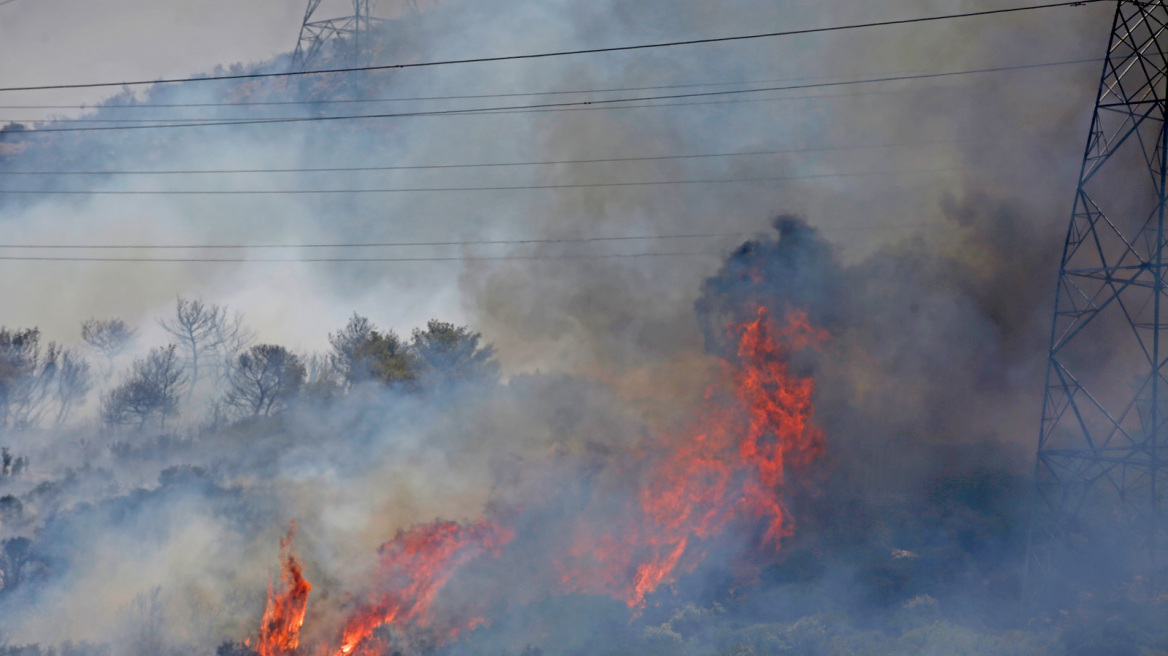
[1099,100,1168,106]
[1063,270,1164,290]
[1043,445,1156,457]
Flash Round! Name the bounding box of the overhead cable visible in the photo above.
[0,57,1101,112]
[0,140,963,177]
[0,1,1105,94]
[0,222,958,252]
[0,232,753,250]
[1,58,1100,134]
[0,167,967,195]
[0,251,721,263]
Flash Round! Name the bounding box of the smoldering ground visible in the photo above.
[0,0,1159,653]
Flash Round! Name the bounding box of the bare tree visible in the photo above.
[160,299,254,399]
[53,350,92,426]
[209,310,253,390]
[0,328,61,430]
[102,345,186,431]
[159,297,223,395]
[81,318,136,381]
[224,345,305,416]
[0,329,39,428]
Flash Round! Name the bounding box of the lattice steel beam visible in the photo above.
[1030,0,1168,592]
[291,0,376,72]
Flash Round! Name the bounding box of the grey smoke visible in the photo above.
[0,0,1145,653]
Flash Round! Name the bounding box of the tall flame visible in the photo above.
[256,524,312,656]
[558,307,826,607]
[246,305,826,652]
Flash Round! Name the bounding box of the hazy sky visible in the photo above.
[1,0,305,114]
[0,0,1114,367]
[0,3,1137,643]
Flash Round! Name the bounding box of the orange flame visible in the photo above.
[330,519,514,656]
[256,524,313,656]
[559,307,826,607]
[246,305,826,651]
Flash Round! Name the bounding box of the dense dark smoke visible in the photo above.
[1,0,1161,654]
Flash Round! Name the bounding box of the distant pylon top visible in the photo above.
[291,0,377,72]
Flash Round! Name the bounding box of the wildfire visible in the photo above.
[330,519,514,656]
[246,305,826,652]
[255,525,312,656]
[558,307,826,607]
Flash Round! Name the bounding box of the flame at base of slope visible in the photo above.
[248,305,826,651]
[557,306,826,607]
[254,525,312,656]
[251,520,511,656]
[330,519,514,656]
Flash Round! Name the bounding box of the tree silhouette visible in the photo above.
[101,345,186,431]
[224,344,305,416]
[411,320,497,385]
[81,318,136,382]
[328,313,374,383]
[159,297,224,396]
[0,328,70,430]
[52,350,91,426]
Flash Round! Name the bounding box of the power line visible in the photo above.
[2,87,910,128]
[0,221,979,260]
[0,88,895,125]
[0,1,1104,94]
[0,72,975,110]
[0,85,843,132]
[0,59,1099,134]
[0,90,868,123]
[0,222,959,253]
[0,167,969,195]
[0,140,963,177]
[0,58,1100,112]
[0,58,1096,126]
[0,232,753,250]
[0,251,723,263]
[0,88,913,130]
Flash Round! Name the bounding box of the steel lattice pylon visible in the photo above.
[291,0,376,72]
[1030,0,1168,585]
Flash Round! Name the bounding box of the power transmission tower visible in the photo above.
[1030,0,1168,589]
[291,0,376,72]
